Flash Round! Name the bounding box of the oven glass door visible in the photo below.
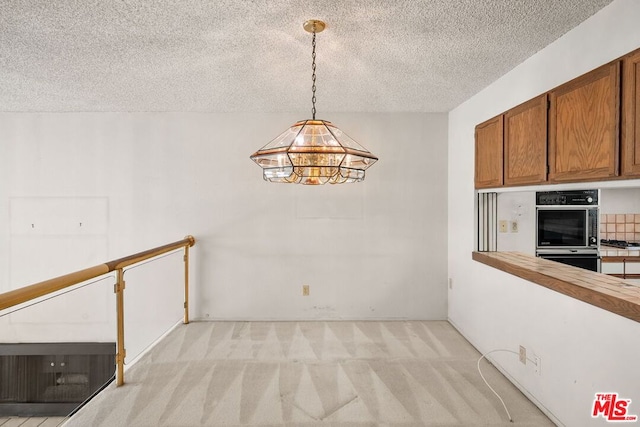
[537,253,600,272]
[537,209,588,248]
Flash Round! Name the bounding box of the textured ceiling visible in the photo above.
[0,0,614,113]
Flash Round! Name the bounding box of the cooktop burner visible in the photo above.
[601,239,640,249]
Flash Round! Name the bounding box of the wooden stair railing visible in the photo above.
[0,235,196,386]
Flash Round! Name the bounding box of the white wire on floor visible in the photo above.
[477,349,524,423]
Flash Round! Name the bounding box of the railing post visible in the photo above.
[183,238,190,324]
[115,268,126,386]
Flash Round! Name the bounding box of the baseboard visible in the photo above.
[190,316,448,322]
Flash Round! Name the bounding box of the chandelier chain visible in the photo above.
[311,29,317,120]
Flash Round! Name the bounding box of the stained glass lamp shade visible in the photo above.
[250,119,378,185]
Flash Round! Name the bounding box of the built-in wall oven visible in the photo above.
[535,189,600,272]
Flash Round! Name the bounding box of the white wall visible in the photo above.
[601,187,640,213]
[0,111,449,339]
[496,191,535,254]
[448,1,640,426]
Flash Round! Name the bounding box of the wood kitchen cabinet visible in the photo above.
[474,115,503,188]
[548,61,621,182]
[622,48,640,176]
[504,94,548,185]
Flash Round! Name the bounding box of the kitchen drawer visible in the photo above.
[602,262,624,274]
[623,260,640,274]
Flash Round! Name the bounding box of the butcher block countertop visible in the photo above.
[472,251,640,323]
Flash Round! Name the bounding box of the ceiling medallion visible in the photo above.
[250,20,378,185]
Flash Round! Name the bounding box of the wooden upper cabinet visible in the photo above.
[622,48,640,176]
[548,61,621,182]
[504,94,548,185]
[474,115,503,188]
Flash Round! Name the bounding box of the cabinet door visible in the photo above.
[622,48,640,176]
[475,115,503,188]
[549,61,620,182]
[504,94,548,185]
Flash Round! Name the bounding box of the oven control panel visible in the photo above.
[536,189,598,206]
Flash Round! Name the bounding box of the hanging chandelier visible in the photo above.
[250,20,378,185]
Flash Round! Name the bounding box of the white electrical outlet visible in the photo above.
[519,345,526,364]
[511,221,518,233]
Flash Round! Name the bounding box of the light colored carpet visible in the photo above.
[0,417,66,427]
[64,321,554,426]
